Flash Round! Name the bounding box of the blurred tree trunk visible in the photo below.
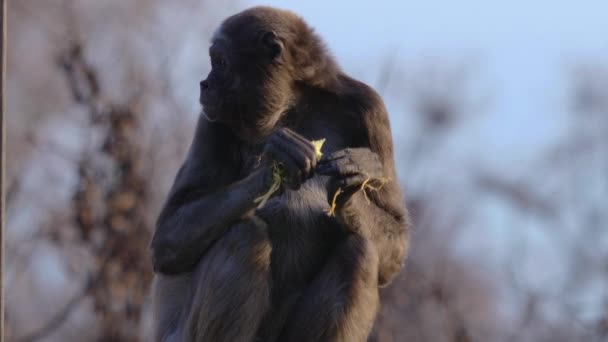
[1,0,6,339]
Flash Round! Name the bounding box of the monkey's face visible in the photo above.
[200,28,291,144]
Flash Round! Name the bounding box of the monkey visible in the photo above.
[150,6,409,342]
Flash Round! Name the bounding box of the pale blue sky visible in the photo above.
[247,0,608,165]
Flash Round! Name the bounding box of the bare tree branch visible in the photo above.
[16,277,92,342]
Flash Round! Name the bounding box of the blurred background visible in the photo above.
[5,0,608,341]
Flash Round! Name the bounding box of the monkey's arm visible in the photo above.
[334,191,409,287]
[150,166,272,275]
[150,116,273,275]
[317,148,409,287]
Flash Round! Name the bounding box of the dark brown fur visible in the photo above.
[150,6,409,342]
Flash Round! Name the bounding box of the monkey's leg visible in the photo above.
[151,273,193,342]
[279,234,380,342]
[179,218,272,342]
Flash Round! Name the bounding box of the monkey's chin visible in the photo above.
[234,125,269,145]
[201,109,218,122]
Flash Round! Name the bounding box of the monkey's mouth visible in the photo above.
[199,93,210,107]
[199,94,221,120]
[199,87,215,107]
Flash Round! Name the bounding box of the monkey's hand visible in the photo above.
[316,148,385,214]
[263,127,318,190]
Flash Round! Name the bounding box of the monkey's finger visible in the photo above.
[337,174,369,189]
[276,130,317,163]
[274,131,315,158]
[316,159,345,175]
[319,150,349,164]
[272,133,315,180]
[265,142,303,189]
[319,148,379,166]
[355,158,384,179]
[320,151,383,177]
[317,151,349,170]
[316,157,362,176]
[319,148,364,163]
[277,128,316,154]
[271,134,306,168]
[326,174,385,209]
[276,129,317,169]
[326,178,358,208]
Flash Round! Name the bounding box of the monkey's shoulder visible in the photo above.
[334,74,388,116]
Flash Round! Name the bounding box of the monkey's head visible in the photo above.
[199,6,339,143]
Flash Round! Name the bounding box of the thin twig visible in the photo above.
[17,277,91,342]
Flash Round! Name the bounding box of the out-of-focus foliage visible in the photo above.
[6,1,236,340]
[370,62,608,341]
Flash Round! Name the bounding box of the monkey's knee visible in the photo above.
[211,218,271,274]
[279,235,380,342]
[183,219,272,341]
[340,234,379,287]
[187,219,272,309]
[332,235,380,341]
[151,274,192,342]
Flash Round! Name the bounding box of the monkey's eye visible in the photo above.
[212,55,227,69]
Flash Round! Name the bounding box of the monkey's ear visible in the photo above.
[261,31,283,61]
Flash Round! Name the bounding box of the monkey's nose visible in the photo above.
[200,80,209,91]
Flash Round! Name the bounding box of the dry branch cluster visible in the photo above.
[65,44,152,341]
